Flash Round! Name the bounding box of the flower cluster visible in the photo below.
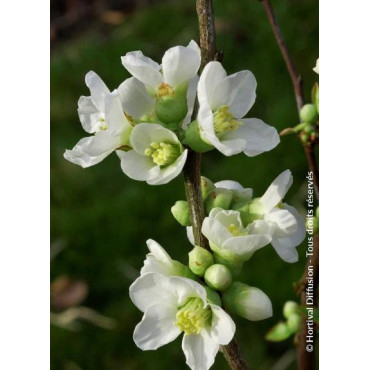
[64,41,307,370]
[64,41,280,185]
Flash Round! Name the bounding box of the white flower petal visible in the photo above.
[170,276,208,307]
[183,75,199,129]
[223,118,280,157]
[121,51,163,90]
[201,217,232,249]
[266,208,298,236]
[186,226,195,246]
[214,180,244,191]
[64,133,120,168]
[146,239,172,263]
[271,204,305,263]
[85,71,110,112]
[239,286,273,321]
[182,330,219,370]
[212,209,244,230]
[259,170,293,213]
[119,150,160,182]
[147,149,188,186]
[198,61,227,107]
[129,273,178,312]
[246,220,274,236]
[77,96,103,133]
[162,43,201,87]
[104,93,131,139]
[130,123,180,155]
[209,304,235,345]
[222,234,271,260]
[117,77,155,119]
[211,70,256,118]
[133,303,181,350]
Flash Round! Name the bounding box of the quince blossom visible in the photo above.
[64,71,132,168]
[196,61,280,156]
[118,123,187,185]
[121,41,200,126]
[130,273,235,370]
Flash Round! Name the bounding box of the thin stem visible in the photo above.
[182,1,250,369]
[260,0,304,111]
[259,1,319,368]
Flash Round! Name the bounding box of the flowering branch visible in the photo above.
[182,1,250,369]
[258,1,319,368]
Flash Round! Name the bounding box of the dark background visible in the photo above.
[50,0,319,368]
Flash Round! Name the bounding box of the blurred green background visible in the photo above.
[50,0,318,369]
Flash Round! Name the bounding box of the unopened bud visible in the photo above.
[201,177,216,200]
[204,188,233,214]
[204,264,232,291]
[188,246,214,277]
[171,201,191,226]
[283,301,300,319]
[303,124,315,134]
[265,322,292,342]
[299,104,318,124]
[287,313,302,333]
[223,282,273,321]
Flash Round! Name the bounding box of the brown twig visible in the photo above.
[260,0,304,111]
[258,1,319,369]
[182,1,250,369]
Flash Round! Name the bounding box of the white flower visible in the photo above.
[200,208,272,263]
[121,41,200,126]
[313,58,319,74]
[130,273,235,370]
[254,170,306,263]
[64,71,133,168]
[197,61,280,156]
[118,123,188,185]
[214,180,253,205]
[140,239,194,278]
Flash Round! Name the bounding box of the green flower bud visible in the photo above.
[233,198,264,226]
[223,282,273,321]
[201,177,216,200]
[171,200,191,227]
[204,264,232,291]
[283,301,300,319]
[204,286,222,306]
[287,313,302,333]
[183,120,214,153]
[299,104,318,124]
[154,83,188,124]
[204,188,233,214]
[188,246,214,277]
[265,322,293,342]
[171,260,197,280]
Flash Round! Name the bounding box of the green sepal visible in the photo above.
[204,286,222,306]
[183,120,214,153]
[201,176,216,200]
[204,188,233,214]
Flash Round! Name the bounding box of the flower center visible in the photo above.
[227,223,249,237]
[156,83,175,98]
[144,142,180,167]
[213,106,242,137]
[97,117,107,131]
[175,298,211,335]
